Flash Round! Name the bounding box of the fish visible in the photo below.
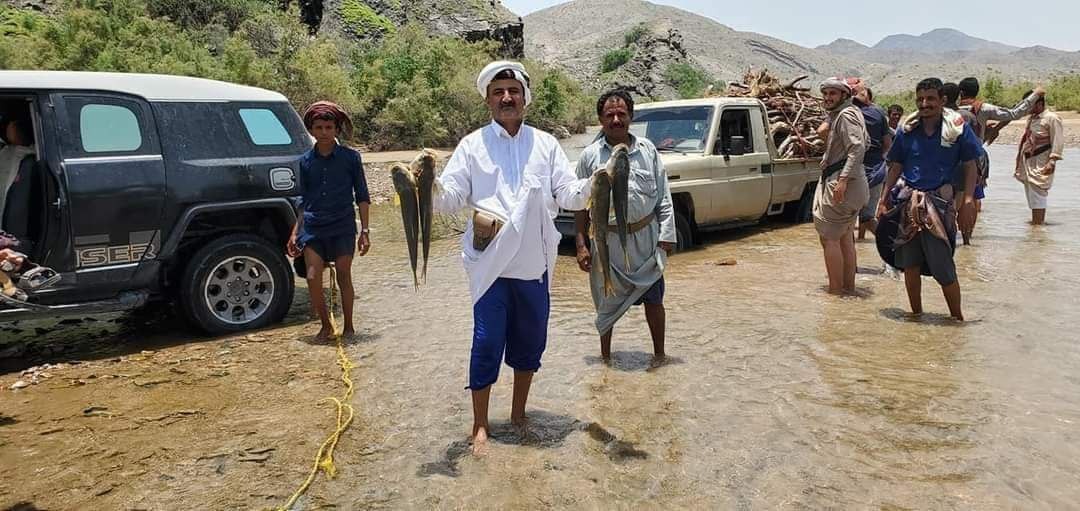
[608,143,631,271]
[391,163,421,290]
[589,169,615,297]
[411,149,438,283]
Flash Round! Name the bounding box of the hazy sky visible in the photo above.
[502,0,1080,52]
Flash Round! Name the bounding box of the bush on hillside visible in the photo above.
[624,23,649,46]
[601,48,632,74]
[663,62,713,99]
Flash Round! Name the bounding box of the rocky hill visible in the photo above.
[524,0,879,98]
[525,0,1080,96]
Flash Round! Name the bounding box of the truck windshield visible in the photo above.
[630,106,714,153]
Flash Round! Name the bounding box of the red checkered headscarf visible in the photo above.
[302,101,353,139]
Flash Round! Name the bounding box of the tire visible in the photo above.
[785,182,816,224]
[179,234,294,335]
[675,211,694,252]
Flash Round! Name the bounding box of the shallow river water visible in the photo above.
[2,144,1078,509]
[311,144,1080,509]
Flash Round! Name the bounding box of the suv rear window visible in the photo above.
[238,108,292,146]
[80,104,143,153]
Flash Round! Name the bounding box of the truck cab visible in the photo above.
[0,71,307,333]
[558,97,820,249]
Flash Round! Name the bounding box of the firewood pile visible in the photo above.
[709,68,828,159]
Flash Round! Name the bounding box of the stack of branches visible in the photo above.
[711,68,827,159]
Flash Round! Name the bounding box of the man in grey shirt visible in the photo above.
[574,90,676,367]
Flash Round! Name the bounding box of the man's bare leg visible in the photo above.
[334,254,356,337]
[903,266,923,315]
[858,219,877,241]
[600,329,613,362]
[470,386,491,456]
[821,237,844,294]
[942,281,963,321]
[644,302,666,366]
[303,247,332,340]
[511,370,534,437]
[840,232,858,293]
[1032,208,1046,225]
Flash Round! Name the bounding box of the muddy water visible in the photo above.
[3,144,1079,509]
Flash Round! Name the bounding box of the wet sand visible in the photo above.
[2,144,1078,509]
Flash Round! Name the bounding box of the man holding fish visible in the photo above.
[574,89,676,367]
[395,60,597,455]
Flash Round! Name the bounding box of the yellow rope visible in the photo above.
[277,265,357,511]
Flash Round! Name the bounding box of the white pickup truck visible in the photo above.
[557,97,822,249]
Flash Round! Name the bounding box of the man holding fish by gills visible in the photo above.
[574,90,677,367]
[396,61,597,455]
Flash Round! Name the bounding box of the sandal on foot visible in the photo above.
[17,266,61,291]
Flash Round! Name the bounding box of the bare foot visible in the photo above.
[647,354,667,371]
[601,353,611,366]
[314,327,334,343]
[343,327,356,339]
[470,426,489,457]
[511,416,533,444]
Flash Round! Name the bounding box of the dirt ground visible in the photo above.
[0,296,390,510]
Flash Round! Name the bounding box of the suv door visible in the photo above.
[53,93,166,297]
[705,107,772,222]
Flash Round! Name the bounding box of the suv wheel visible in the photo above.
[180,234,294,334]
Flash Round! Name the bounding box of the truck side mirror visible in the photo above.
[728,136,747,156]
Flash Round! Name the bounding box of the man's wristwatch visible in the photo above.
[360,228,370,235]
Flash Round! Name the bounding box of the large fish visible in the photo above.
[391,163,421,290]
[411,149,438,283]
[590,169,615,297]
[608,143,631,270]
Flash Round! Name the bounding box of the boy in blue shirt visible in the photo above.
[287,102,371,340]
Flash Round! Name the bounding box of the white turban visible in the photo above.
[819,77,851,95]
[476,60,532,106]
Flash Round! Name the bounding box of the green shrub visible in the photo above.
[144,0,268,31]
[663,62,712,99]
[0,1,596,149]
[338,0,395,37]
[600,47,632,73]
[624,23,649,46]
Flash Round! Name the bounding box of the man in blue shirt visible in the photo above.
[287,102,371,341]
[876,78,980,321]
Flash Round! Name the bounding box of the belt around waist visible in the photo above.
[822,158,848,179]
[1024,144,1053,159]
[608,212,656,234]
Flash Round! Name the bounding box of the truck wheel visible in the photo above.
[179,234,294,334]
[675,211,694,252]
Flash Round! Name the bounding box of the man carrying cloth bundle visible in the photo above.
[1014,89,1064,225]
[813,77,869,295]
[429,60,596,455]
[875,78,981,321]
[574,89,676,367]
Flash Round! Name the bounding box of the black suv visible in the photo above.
[0,71,307,334]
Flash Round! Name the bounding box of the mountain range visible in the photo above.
[521,0,1080,95]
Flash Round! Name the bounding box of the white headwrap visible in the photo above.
[819,77,851,95]
[476,60,532,106]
